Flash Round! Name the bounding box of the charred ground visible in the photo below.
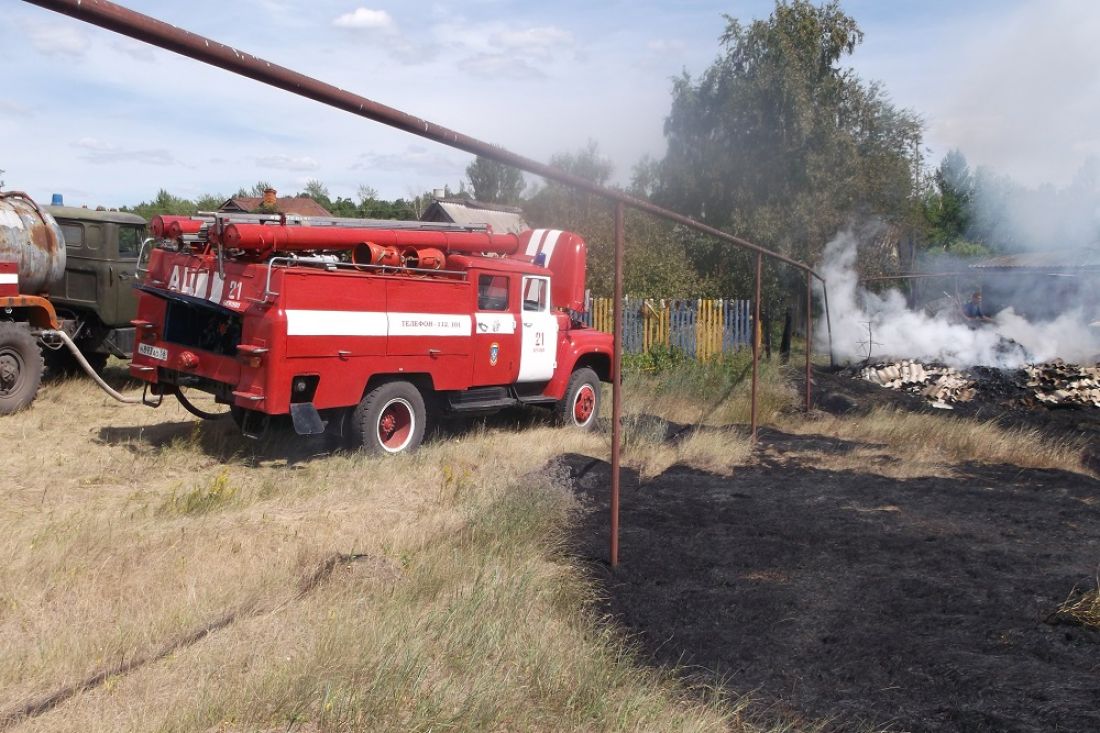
[566,367,1100,732]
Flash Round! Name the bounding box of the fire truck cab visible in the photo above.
[129,215,612,453]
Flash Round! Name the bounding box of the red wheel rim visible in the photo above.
[377,398,414,452]
[573,385,595,425]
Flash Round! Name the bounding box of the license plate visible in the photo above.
[138,342,168,362]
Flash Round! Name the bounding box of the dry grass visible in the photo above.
[1050,582,1100,631]
[3,356,1087,731]
[622,357,798,428]
[614,357,791,478]
[0,366,750,732]
[774,406,1093,479]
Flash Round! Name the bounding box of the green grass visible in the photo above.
[158,469,240,515]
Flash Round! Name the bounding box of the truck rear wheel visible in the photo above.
[351,380,426,455]
[556,367,600,430]
[0,322,44,414]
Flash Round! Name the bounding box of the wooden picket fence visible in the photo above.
[582,297,753,359]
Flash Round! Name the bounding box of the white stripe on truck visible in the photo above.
[285,310,472,338]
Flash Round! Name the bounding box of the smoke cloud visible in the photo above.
[817,230,1100,368]
[969,158,1100,252]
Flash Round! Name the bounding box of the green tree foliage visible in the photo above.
[301,179,331,204]
[193,193,225,212]
[655,0,923,290]
[234,181,274,198]
[526,142,708,297]
[124,188,202,220]
[466,156,525,204]
[921,149,987,254]
[122,182,419,222]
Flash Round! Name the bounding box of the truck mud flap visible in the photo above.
[290,402,325,435]
[239,409,270,440]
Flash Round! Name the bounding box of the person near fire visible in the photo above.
[962,291,993,323]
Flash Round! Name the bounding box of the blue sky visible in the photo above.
[2,0,1098,207]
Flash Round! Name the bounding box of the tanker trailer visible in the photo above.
[0,191,66,413]
[0,190,149,414]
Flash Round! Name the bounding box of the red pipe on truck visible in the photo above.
[150,215,204,239]
[218,223,524,255]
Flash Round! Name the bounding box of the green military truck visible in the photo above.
[45,204,144,372]
[0,191,144,413]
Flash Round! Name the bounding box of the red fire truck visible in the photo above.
[128,213,612,453]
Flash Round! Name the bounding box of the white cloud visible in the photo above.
[74,137,114,152]
[333,8,394,31]
[493,25,572,54]
[25,21,89,57]
[857,0,1100,188]
[458,53,544,80]
[427,20,575,77]
[0,101,33,118]
[112,39,156,62]
[255,154,321,172]
[72,137,177,166]
[352,145,463,177]
[646,38,686,54]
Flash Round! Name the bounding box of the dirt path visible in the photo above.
[564,441,1100,732]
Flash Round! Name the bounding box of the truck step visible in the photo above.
[446,387,517,413]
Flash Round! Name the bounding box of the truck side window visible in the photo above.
[85,224,103,251]
[478,274,509,311]
[60,223,83,251]
[118,225,143,258]
[523,277,548,312]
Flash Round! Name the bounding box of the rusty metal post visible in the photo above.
[805,270,813,412]
[821,282,835,367]
[750,252,762,442]
[610,202,625,568]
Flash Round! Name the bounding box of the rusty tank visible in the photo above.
[0,192,66,295]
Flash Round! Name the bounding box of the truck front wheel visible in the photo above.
[556,367,600,430]
[0,322,44,414]
[351,380,427,455]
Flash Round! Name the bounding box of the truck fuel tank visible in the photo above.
[0,192,66,295]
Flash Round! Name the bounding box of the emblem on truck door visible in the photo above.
[489,342,499,366]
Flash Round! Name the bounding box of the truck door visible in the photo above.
[109,223,142,326]
[471,272,519,386]
[517,275,557,382]
[57,221,98,306]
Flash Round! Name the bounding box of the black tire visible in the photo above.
[350,380,427,455]
[42,346,78,379]
[556,367,600,430]
[0,322,44,415]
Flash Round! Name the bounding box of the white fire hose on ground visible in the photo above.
[40,329,143,404]
[41,329,230,419]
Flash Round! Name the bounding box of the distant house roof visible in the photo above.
[219,195,332,218]
[421,197,528,235]
[971,247,1100,273]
